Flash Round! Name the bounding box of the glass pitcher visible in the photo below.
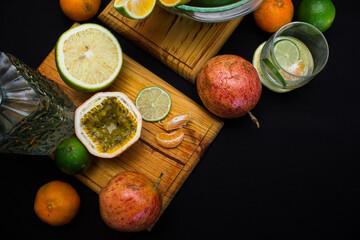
[0,52,76,155]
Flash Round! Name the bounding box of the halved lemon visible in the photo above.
[159,0,190,7]
[114,0,156,20]
[252,42,292,93]
[75,92,142,158]
[55,23,122,92]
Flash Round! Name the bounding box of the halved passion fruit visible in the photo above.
[75,92,142,158]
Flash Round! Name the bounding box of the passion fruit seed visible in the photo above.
[81,97,137,154]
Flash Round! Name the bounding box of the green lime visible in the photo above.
[114,0,156,19]
[54,137,92,175]
[135,86,172,122]
[55,23,122,92]
[297,0,336,32]
[189,0,234,7]
[274,39,300,68]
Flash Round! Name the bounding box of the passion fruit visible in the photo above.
[75,92,142,158]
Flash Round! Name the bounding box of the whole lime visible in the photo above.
[297,0,335,32]
[54,137,92,175]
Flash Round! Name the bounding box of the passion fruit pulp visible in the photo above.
[75,92,142,158]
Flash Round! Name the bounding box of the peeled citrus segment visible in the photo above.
[161,112,191,131]
[135,86,172,122]
[274,39,300,68]
[55,23,122,92]
[159,0,190,7]
[156,130,185,148]
[75,92,142,158]
[114,0,156,19]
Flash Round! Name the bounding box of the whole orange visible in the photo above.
[34,180,80,226]
[60,0,101,22]
[253,0,294,33]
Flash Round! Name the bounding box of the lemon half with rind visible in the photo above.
[252,42,292,93]
[114,0,156,20]
[55,23,122,92]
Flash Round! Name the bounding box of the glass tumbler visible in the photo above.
[257,22,329,93]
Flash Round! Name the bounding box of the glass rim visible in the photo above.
[270,21,329,78]
[176,0,253,13]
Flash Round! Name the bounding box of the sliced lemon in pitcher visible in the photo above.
[55,23,122,92]
[135,86,172,122]
[114,0,156,19]
[159,0,190,7]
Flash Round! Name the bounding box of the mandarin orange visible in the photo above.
[60,0,101,22]
[253,0,294,33]
[156,130,185,148]
[34,180,80,226]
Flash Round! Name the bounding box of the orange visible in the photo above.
[34,180,80,226]
[253,0,294,33]
[60,0,101,22]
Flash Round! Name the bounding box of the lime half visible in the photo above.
[274,39,300,69]
[252,42,292,93]
[114,0,156,19]
[135,86,172,122]
[55,24,122,92]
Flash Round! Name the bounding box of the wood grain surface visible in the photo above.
[37,47,223,229]
[98,1,242,83]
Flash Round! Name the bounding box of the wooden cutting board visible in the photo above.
[98,1,242,83]
[37,48,223,229]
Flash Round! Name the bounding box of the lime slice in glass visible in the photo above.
[135,86,172,122]
[114,0,156,19]
[55,23,122,92]
[274,39,300,69]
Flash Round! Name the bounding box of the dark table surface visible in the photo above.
[1,0,359,239]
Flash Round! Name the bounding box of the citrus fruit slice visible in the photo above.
[55,23,122,92]
[54,137,92,175]
[297,0,335,32]
[161,112,191,131]
[34,181,80,227]
[75,92,142,158]
[274,39,300,68]
[159,0,190,7]
[135,86,172,122]
[156,130,185,148]
[252,42,292,93]
[114,0,156,19]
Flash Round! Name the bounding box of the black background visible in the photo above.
[1,0,359,239]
